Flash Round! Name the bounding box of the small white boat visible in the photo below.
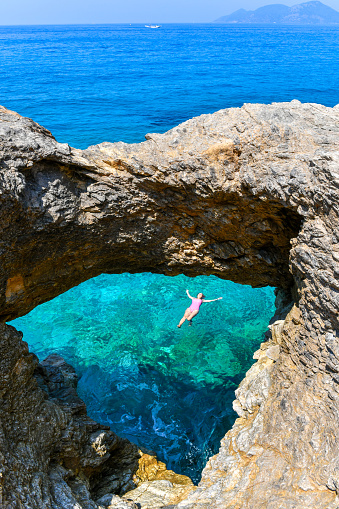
[145,25,161,28]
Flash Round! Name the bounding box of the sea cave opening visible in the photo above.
[9,272,276,484]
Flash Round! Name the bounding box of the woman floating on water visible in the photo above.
[177,289,222,328]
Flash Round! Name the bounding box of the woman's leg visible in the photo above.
[187,310,199,322]
[178,308,191,328]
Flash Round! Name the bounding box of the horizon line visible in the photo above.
[1,21,339,27]
[0,22,210,27]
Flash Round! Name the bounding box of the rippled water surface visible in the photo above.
[11,274,275,481]
[3,23,338,481]
[1,24,339,148]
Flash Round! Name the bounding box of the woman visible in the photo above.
[177,289,222,328]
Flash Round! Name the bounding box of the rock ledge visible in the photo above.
[0,101,339,508]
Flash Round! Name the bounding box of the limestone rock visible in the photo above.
[122,480,195,509]
[0,323,185,508]
[0,101,339,507]
[96,493,138,508]
[265,344,280,360]
[135,454,193,486]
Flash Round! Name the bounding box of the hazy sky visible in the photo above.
[1,0,339,25]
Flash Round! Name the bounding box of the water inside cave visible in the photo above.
[10,273,275,482]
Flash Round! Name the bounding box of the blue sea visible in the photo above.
[3,23,339,482]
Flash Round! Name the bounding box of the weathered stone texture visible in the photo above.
[0,325,191,508]
[0,100,339,508]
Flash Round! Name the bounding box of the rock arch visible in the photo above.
[0,100,338,508]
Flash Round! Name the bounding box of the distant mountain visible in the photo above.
[214,1,339,24]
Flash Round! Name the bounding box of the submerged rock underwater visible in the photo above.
[11,272,275,482]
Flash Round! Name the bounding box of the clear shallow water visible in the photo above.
[11,274,275,481]
[3,23,338,481]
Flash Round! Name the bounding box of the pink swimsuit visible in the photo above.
[189,298,203,312]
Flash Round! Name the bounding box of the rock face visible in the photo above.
[0,100,339,508]
[0,325,192,508]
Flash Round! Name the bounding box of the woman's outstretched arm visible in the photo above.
[186,289,194,299]
[202,297,223,302]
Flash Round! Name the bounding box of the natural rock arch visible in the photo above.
[0,100,338,508]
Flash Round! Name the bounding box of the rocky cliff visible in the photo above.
[0,100,338,508]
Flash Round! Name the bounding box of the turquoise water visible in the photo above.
[3,23,338,481]
[11,274,275,481]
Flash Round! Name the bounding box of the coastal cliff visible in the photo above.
[0,100,338,508]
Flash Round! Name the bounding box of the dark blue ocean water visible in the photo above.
[4,23,339,482]
[1,24,339,148]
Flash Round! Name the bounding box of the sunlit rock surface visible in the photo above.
[0,102,304,321]
[1,101,339,508]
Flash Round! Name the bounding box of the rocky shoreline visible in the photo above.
[1,324,194,508]
[1,100,339,508]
